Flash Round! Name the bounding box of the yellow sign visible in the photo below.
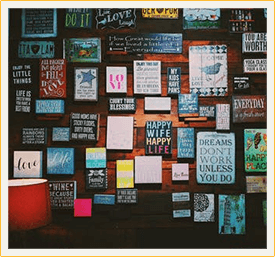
[142,8,178,19]
[116,160,134,189]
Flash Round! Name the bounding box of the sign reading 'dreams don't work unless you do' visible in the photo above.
[177,128,195,158]
[196,132,235,184]
[232,95,266,123]
[65,9,92,28]
[74,67,98,101]
[21,9,57,38]
[244,59,267,73]
[52,127,70,142]
[96,9,136,29]
[134,61,161,95]
[107,34,182,54]
[70,113,99,141]
[108,98,136,112]
[106,67,127,93]
[167,67,181,94]
[35,99,64,114]
[15,89,32,113]
[242,33,267,53]
[22,128,47,145]
[11,64,33,86]
[18,41,55,59]
[117,189,138,204]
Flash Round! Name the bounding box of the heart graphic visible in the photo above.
[31,44,40,54]
[156,8,164,14]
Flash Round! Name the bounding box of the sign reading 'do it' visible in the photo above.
[196,132,235,184]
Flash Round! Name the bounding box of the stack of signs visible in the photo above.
[93,194,115,205]
[70,113,99,141]
[183,8,220,29]
[63,38,101,63]
[135,156,162,184]
[194,193,215,222]
[246,176,267,193]
[106,116,134,150]
[22,128,47,145]
[232,95,266,123]
[13,151,43,178]
[219,194,245,235]
[117,189,138,204]
[167,67,181,95]
[49,181,76,209]
[189,45,227,96]
[106,67,127,93]
[244,129,267,172]
[145,121,172,155]
[242,33,267,53]
[52,127,70,142]
[196,132,235,184]
[47,148,74,175]
[177,128,195,158]
[65,9,92,28]
[39,59,66,98]
[216,104,230,130]
[108,98,136,112]
[178,94,199,117]
[116,160,134,188]
[74,67,98,101]
[18,41,55,59]
[172,163,189,181]
[134,61,161,95]
[74,199,92,217]
[85,148,107,190]
[172,192,191,218]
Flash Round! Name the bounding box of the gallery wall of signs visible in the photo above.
[9,8,267,246]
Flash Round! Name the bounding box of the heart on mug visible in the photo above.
[31,44,40,54]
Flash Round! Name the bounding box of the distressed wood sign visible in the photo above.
[183,8,220,29]
[178,94,199,117]
[233,76,250,93]
[13,151,43,178]
[52,127,70,142]
[65,9,92,28]
[96,9,136,29]
[216,104,230,130]
[107,33,182,54]
[35,99,64,114]
[74,67,98,101]
[142,8,178,19]
[40,59,66,98]
[232,95,266,123]
[242,33,267,53]
[108,98,136,112]
[18,41,54,59]
[49,181,76,209]
[194,193,215,222]
[189,45,228,96]
[21,9,57,38]
[117,189,138,204]
[244,59,267,73]
[93,194,115,205]
[146,121,172,155]
[116,160,134,188]
[11,64,33,86]
[63,38,101,63]
[196,132,235,184]
[22,128,47,145]
[199,106,216,118]
[106,66,127,93]
[47,148,74,175]
[177,128,195,158]
[86,148,106,168]
[244,129,266,172]
[144,97,171,112]
[246,176,266,193]
[86,169,108,190]
[134,61,161,95]
[167,67,181,95]
[172,163,189,181]
[70,113,99,141]
[15,89,32,113]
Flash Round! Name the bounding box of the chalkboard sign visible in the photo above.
[117,189,138,204]
[178,94,199,117]
[142,8,178,19]
[199,106,216,118]
[232,95,266,123]
[94,194,115,205]
[49,181,76,209]
[96,9,136,29]
[21,9,57,38]
[167,67,181,94]
[65,9,92,28]
[107,33,182,54]
[233,76,250,93]
[242,33,267,53]
[22,128,47,145]
[35,99,64,114]
[197,132,235,184]
[106,66,127,93]
[146,121,172,155]
[15,89,32,113]
[108,98,136,112]
[11,64,33,86]
[177,128,195,158]
[243,59,267,73]
[52,127,70,142]
[74,67,98,101]
[86,169,108,190]
[18,41,55,58]
[70,113,99,141]
[216,104,230,130]
[40,59,66,98]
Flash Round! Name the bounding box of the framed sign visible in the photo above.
[216,104,230,130]
[199,106,215,118]
[63,38,101,63]
[142,8,178,19]
[117,189,138,204]
[40,59,67,98]
[96,9,136,29]
[86,148,106,168]
[144,97,171,112]
[242,33,267,53]
[22,128,47,145]
[74,67,98,101]
[243,59,267,73]
[86,169,108,190]
[106,66,127,93]
[189,45,227,96]
[172,163,189,181]
[178,94,199,117]
[167,67,181,95]
[35,99,64,114]
[246,176,266,193]
[52,127,70,142]
[244,129,266,172]
[21,9,57,38]
[107,33,182,54]
[11,64,33,86]
[15,89,32,113]
[177,128,195,158]
[232,95,266,123]
[197,132,235,184]
[108,98,136,112]
[65,9,92,28]
[116,160,134,189]
[194,193,215,222]
[134,61,161,95]
[18,41,55,59]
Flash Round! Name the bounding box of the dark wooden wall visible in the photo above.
[9,8,267,249]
